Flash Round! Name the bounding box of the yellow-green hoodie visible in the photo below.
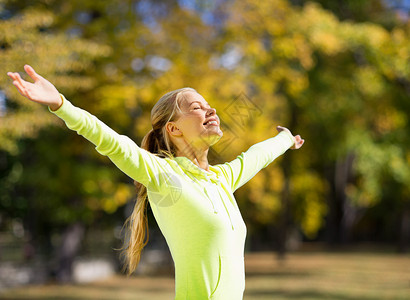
[51,95,295,300]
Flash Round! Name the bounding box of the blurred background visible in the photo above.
[0,0,409,299]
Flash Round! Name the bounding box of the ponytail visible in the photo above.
[121,130,153,275]
[121,88,195,275]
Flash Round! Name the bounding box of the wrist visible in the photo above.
[279,130,295,147]
[49,95,64,111]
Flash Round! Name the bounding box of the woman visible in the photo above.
[8,65,304,299]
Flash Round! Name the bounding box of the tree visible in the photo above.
[0,3,118,281]
[223,0,410,252]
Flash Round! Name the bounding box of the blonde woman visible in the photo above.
[8,65,304,299]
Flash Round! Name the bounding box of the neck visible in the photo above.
[176,145,210,172]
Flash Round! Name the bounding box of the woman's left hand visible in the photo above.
[276,126,304,150]
[7,65,62,110]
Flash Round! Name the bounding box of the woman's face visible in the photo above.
[167,91,223,150]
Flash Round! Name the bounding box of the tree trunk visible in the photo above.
[277,155,291,261]
[327,153,355,245]
[397,208,409,253]
[56,222,85,283]
[335,153,355,243]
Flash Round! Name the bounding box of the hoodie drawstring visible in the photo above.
[204,178,235,230]
[172,156,235,230]
[204,187,218,214]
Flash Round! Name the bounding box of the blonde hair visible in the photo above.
[121,87,196,275]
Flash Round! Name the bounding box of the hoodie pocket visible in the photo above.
[210,255,245,300]
[209,255,222,299]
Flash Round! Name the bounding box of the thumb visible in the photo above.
[24,65,42,82]
[276,125,284,132]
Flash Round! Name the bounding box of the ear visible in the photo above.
[166,121,182,137]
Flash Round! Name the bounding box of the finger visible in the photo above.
[7,72,28,96]
[276,125,285,132]
[24,65,41,82]
[14,72,29,90]
[7,72,19,80]
[7,72,22,82]
[14,73,32,95]
[12,80,27,96]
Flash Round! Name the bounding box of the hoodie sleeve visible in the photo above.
[49,94,168,188]
[216,131,295,193]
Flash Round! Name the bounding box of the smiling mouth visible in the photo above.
[203,120,218,126]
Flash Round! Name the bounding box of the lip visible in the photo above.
[203,117,219,126]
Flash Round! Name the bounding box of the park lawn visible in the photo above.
[0,251,409,300]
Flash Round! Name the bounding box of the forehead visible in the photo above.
[179,91,209,107]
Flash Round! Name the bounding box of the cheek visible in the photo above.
[183,115,203,127]
[178,117,203,135]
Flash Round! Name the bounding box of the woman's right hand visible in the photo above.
[7,65,62,111]
[276,125,304,150]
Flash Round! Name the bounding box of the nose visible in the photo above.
[207,107,216,116]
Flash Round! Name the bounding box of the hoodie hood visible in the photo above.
[173,156,222,183]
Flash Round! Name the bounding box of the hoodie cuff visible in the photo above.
[278,130,295,148]
[48,94,65,113]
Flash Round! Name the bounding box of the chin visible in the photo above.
[207,131,223,147]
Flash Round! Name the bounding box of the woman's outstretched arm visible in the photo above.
[7,65,168,188]
[216,126,304,193]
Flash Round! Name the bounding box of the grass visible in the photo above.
[0,251,409,300]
